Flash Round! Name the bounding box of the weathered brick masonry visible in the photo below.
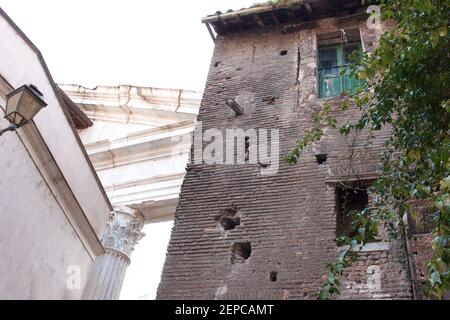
[157,3,415,300]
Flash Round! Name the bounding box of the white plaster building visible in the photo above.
[0,6,201,299]
[0,8,111,299]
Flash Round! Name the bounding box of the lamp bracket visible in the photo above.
[0,123,17,136]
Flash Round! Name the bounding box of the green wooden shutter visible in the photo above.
[318,42,364,98]
[318,45,342,98]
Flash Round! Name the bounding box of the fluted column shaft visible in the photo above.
[82,206,144,300]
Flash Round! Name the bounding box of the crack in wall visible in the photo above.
[295,32,302,121]
[251,43,256,64]
[175,90,182,112]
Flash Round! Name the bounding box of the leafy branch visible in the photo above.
[288,0,450,299]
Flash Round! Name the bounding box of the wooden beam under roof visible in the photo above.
[254,14,265,27]
[226,99,244,116]
[202,0,369,35]
[205,23,216,43]
[270,12,280,24]
[286,10,296,22]
[304,1,314,19]
[221,18,231,33]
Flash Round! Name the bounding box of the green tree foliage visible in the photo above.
[250,0,296,9]
[288,0,450,299]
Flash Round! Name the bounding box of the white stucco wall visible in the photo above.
[0,116,92,299]
[0,12,110,238]
[0,11,111,299]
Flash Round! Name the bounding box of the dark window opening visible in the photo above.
[263,95,277,105]
[335,186,368,240]
[280,50,288,56]
[270,271,278,282]
[216,207,241,231]
[317,29,364,98]
[231,242,251,264]
[316,154,328,164]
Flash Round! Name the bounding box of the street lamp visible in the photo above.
[0,84,47,136]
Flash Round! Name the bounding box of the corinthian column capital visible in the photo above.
[101,205,145,258]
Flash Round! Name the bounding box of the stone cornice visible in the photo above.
[58,83,201,225]
[85,123,193,171]
[84,120,193,154]
[60,84,202,126]
[102,172,186,193]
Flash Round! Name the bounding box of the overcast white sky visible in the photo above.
[1,0,256,92]
[0,0,257,300]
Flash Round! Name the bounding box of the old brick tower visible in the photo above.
[157,1,424,300]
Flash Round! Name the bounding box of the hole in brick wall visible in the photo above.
[214,61,221,67]
[335,186,369,240]
[280,50,288,56]
[263,95,277,105]
[269,271,278,282]
[220,216,241,231]
[316,154,328,164]
[231,242,251,264]
[216,207,240,231]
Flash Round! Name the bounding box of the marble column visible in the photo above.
[82,206,145,300]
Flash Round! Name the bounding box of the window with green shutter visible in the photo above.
[317,30,364,99]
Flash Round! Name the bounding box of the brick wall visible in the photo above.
[157,16,414,300]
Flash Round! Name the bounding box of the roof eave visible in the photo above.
[201,0,373,37]
[201,2,302,24]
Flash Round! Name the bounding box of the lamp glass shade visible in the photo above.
[5,85,47,127]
